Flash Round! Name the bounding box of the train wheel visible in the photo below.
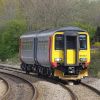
[26,66,30,74]
[21,63,26,71]
[37,66,43,77]
[75,79,81,85]
[26,71,29,74]
[38,73,42,77]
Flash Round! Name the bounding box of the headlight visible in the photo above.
[55,58,62,62]
[80,58,87,62]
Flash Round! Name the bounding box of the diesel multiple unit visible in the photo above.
[20,27,90,82]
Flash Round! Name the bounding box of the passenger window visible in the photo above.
[23,41,32,50]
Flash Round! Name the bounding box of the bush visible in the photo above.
[93,42,100,47]
[89,50,100,77]
[0,20,27,61]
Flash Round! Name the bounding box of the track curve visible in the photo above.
[0,64,100,100]
[0,70,37,100]
[81,82,100,95]
[58,82,78,100]
[0,77,10,100]
[66,82,100,100]
[0,65,78,100]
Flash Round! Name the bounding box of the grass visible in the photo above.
[0,53,20,66]
[93,42,100,47]
[89,49,100,78]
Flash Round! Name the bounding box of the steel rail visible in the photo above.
[0,77,11,100]
[81,82,100,95]
[58,82,78,100]
[0,64,21,71]
[0,70,37,100]
[0,64,78,100]
[0,64,100,99]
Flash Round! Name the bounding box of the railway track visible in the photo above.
[0,77,10,100]
[0,65,78,100]
[66,82,100,100]
[57,81,100,100]
[58,82,78,100]
[0,68,37,100]
[0,64,24,73]
[81,82,100,95]
[0,64,100,100]
[0,65,76,100]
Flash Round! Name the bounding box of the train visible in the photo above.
[19,26,90,83]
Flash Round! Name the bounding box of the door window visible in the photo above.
[66,36,76,49]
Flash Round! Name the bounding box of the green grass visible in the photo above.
[0,53,20,66]
[89,49,100,78]
[93,42,100,47]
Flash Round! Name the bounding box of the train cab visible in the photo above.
[51,30,90,80]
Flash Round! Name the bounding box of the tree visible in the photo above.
[0,20,27,61]
[71,22,96,39]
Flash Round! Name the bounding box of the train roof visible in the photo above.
[42,26,86,32]
[20,26,86,38]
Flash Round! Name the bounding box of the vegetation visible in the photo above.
[0,20,27,61]
[93,42,100,47]
[0,0,100,63]
[89,50,100,78]
[70,22,96,39]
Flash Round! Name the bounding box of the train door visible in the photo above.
[64,32,79,66]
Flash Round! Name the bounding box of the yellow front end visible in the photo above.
[51,32,90,80]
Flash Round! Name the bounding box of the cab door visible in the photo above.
[64,32,79,66]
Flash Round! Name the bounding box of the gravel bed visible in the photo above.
[0,79,8,97]
[13,72,73,100]
[0,63,100,100]
[0,72,34,100]
[67,84,100,100]
[82,77,100,91]
[0,63,20,69]
[0,67,72,100]
[34,81,72,100]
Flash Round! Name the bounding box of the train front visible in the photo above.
[51,30,90,81]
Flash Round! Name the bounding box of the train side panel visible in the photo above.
[37,35,50,67]
[20,36,35,64]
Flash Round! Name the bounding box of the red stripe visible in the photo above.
[49,36,52,63]
[86,62,90,66]
[51,62,57,68]
[19,39,23,62]
[49,36,57,68]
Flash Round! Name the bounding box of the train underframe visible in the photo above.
[21,62,88,83]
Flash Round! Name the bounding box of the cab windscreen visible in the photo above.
[55,34,64,50]
[79,35,87,50]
